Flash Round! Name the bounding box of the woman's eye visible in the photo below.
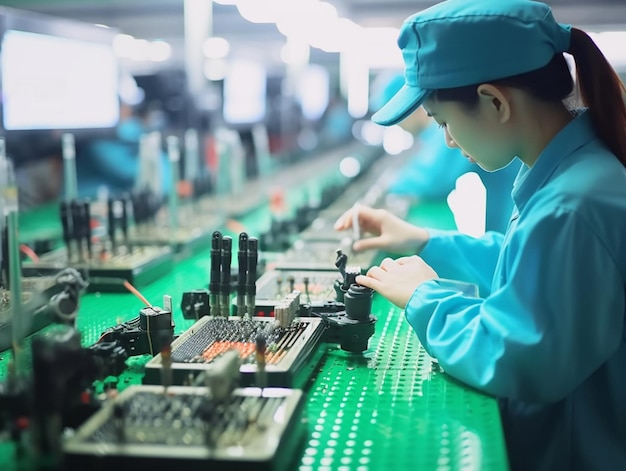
[438,122,447,129]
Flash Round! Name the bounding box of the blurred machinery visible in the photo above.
[64,364,305,471]
[0,267,89,351]
[20,196,174,292]
[157,232,377,389]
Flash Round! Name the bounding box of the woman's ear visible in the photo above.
[477,84,511,124]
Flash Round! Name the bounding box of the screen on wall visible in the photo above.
[1,28,119,131]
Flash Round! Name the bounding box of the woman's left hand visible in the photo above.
[356,256,438,308]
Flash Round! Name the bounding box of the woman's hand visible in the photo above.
[334,204,430,255]
[356,256,438,308]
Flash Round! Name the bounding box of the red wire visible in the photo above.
[123,280,152,307]
[225,219,247,233]
[19,244,40,262]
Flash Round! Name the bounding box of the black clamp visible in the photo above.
[97,304,174,357]
[299,250,378,353]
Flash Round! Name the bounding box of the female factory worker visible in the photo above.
[335,0,626,470]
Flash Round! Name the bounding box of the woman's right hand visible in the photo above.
[334,204,429,255]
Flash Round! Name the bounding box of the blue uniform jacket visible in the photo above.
[76,118,171,199]
[389,121,520,234]
[406,111,626,471]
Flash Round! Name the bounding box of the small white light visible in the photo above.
[203,59,228,81]
[203,37,230,59]
[149,40,171,62]
[339,156,361,178]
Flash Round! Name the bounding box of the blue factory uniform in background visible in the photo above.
[76,114,171,200]
[388,121,521,234]
[407,111,626,469]
[374,73,519,234]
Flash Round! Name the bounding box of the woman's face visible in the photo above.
[422,95,516,172]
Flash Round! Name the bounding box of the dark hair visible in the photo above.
[432,28,626,166]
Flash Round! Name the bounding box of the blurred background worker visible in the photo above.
[75,76,172,201]
[372,73,521,234]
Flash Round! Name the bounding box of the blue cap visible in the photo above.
[372,0,571,126]
[370,73,405,113]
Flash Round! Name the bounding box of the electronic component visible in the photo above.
[269,239,375,272]
[220,235,233,317]
[246,236,259,317]
[0,324,128,469]
[312,283,378,353]
[182,231,260,321]
[143,315,325,388]
[107,196,131,254]
[63,385,306,471]
[250,269,343,317]
[21,244,173,293]
[0,268,89,351]
[199,349,241,401]
[23,194,174,292]
[96,295,175,357]
[237,232,249,317]
[127,185,225,254]
[209,230,222,316]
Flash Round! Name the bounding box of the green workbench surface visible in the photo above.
[18,202,62,244]
[1,196,509,471]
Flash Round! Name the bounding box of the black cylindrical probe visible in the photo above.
[255,331,267,390]
[70,200,82,261]
[220,236,232,317]
[107,197,116,254]
[237,232,249,317]
[209,231,222,316]
[121,195,130,251]
[81,200,92,260]
[335,249,348,282]
[246,237,259,318]
[60,201,72,260]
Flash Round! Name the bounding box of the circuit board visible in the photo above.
[143,316,325,388]
[0,275,78,351]
[128,207,226,255]
[268,238,375,271]
[63,385,306,471]
[21,245,173,292]
[253,269,341,308]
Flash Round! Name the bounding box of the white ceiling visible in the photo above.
[1,0,625,75]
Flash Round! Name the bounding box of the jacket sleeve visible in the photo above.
[420,229,504,297]
[406,207,625,403]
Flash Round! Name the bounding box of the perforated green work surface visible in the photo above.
[298,296,508,470]
[1,194,509,470]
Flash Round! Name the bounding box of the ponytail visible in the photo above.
[568,28,626,166]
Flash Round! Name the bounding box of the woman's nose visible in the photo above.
[444,127,458,149]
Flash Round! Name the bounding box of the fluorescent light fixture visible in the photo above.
[223,60,267,124]
[297,64,329,121]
